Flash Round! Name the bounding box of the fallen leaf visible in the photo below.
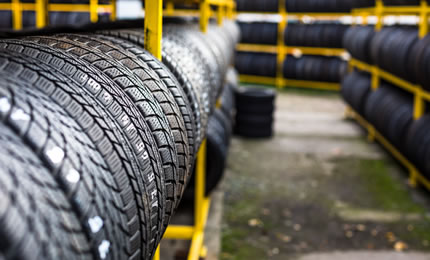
[394,241,408,252]
[276,233,292,243]
[248,218,262,227]
[271,248,280,255]
[371,229,379,237]
[356,224,366,232]
[345,231,354,238]
[407,224,414,231]
[293,224,302,231]
[386,232,396,243]
[262,208,270,216]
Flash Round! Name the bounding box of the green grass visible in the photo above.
[358,159,425,213]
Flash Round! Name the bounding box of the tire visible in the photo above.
[97,29,205,152]
[90,34,196,173]
[234,123,273,138]
[0,42,164,259]
[0,72,129,260]
[0,124,92,259]
[55,33,190,210]
[235,87,276,115]
[23,35,179,234]
[164,24,223,108]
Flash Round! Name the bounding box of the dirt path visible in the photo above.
[220,90,430,260]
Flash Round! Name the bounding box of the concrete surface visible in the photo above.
[220,90,430,260]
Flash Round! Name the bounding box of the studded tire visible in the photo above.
[0,43,164,260]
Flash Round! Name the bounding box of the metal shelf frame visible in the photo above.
[144,1,234,260]
[2,0,231,259]
[234,0,348,91]
[0,0,115,30]
[346,107,430,191]
[352,0,429,37]
[162,0,236,29]
[239,74,340,91]
[348,0,430,190]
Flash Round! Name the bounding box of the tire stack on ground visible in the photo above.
[342,24,430,179]
[0,0,112,29]
[234,87,276,138]
[0,18,239,260]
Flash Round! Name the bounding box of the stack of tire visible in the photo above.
[235,51,277,77]
[235,16,348,85]
[284,23,349,48]
[285,0,375,12]
[283,55,348,83]
[236,0,279,12]
[239,22,278,45]
[342,24,430,180]
[0,19,239,260]
[183,69,237,199]
[0,0,112,29]
[234,87,276,138]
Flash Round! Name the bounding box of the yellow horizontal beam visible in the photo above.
[236,43,278,54]
[163,226,194,240]
[348,107,430,192]
[239,75,277,85]
[378,69,419,93]
[239,75,340,91]
[350,58,422,95]
[289,46,345,56]
[349,58,372,72]
[352,6,430,15]
[282,79,340,91]
[237,44,345,56]
[0,2,113,12]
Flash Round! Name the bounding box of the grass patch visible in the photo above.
[358,159,425,213]
[221,227,266,260]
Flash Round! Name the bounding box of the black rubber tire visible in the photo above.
[0,42,164,259]
[54,33,190,210]
[234,123,274,138]
[341,71,372,115]
[164,24,222,108]
[235,87,276,115]
[0,72,129,260]
[91,34,196,176]
[97,29,205,153]
[23,35,179,233]
[0,124,92,259]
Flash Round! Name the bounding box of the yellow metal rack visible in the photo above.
[235,0,348,91]
[348,0,430,189]
[345,107,430,190]
[144,1,234,260]
[0,0,115,30]
[162,0,236,30]
[352,0,429,37]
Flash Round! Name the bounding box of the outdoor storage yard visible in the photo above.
[220,90,430,260]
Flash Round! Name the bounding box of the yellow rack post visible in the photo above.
[146,1,234,259]
[2,0,116,30]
